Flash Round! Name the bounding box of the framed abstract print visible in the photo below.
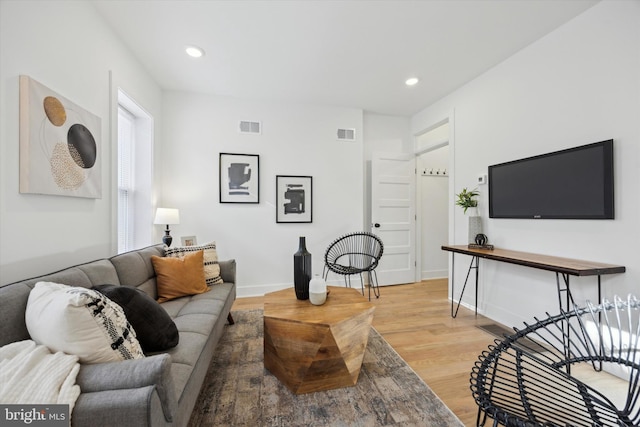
[276,175,312,223]
[219,153,259,204]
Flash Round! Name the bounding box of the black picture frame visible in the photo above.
[276,175,312,223]
[219,153,259,203]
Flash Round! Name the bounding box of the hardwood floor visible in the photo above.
[232,279,497,426]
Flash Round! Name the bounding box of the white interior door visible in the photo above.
[371,152,416,285]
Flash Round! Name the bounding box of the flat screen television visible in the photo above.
[488,140,614,219]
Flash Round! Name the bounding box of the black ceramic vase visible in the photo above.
[293,236,312,300]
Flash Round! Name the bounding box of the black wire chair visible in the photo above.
[470,295,640,427]
[323,232,384,301]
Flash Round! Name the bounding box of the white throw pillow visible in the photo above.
[25,281,145,364]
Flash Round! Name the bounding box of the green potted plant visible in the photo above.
[456,187,482,244]
[455,187,479,214]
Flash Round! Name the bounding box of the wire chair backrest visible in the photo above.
[324,232,384,273]
[471,295,640,427]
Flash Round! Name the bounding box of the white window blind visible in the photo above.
[118,106,135,253]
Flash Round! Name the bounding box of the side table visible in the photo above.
[263,286,375,394]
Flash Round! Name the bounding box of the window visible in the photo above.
[117,90,153,253]
[117,106,135,253]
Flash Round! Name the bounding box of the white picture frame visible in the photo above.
[180,236,197,246]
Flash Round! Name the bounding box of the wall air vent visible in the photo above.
[337,128,356,141]
[239,120,261,134]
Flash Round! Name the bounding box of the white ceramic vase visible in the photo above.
[309,274,327,305]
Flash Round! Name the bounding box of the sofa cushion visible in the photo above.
[25,282,145,364]
[151,250,208,303]
[165,242,224,286]
[110,246,164,295]
[93,284,179,353]
[0,282,32,346]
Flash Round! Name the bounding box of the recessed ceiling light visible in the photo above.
[405,77,419,86]
[185,46,205,58]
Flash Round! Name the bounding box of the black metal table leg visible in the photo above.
[475,257,479,316]
[451,253,456,317]
[556,272,578,373]
[452,255,479,318]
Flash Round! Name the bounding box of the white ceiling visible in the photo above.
[92,0,599,117]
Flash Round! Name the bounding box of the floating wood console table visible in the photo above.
[441,245,625,318]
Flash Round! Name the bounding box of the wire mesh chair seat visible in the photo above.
[323,232,384,301]
[470,295,640,427]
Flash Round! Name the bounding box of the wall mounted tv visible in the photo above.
[488,139,614,219]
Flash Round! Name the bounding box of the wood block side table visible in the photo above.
[263,286,375,394]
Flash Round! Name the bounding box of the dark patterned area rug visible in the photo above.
[188,309,463,427]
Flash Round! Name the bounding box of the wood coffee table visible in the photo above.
[263,286,375,394]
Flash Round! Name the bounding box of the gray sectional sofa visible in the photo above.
[0,244,236,427]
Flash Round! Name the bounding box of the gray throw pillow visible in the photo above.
[93,284,179,353]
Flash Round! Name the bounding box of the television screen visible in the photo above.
[488,140,614,219]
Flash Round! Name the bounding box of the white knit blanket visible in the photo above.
[0,340,81,411]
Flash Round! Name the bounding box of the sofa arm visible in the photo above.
[219,259,236,284]
[73,386,167,427]
[75,354,176,423]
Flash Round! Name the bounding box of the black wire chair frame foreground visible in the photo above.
[470,295,640,427]
[323,232,384,301]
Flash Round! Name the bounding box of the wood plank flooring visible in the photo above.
[231,279,496,426]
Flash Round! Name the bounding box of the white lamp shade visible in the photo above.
[154,208,180,225]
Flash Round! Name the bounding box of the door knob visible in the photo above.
[374,223,381,228]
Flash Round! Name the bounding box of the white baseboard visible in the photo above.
[450,297,484,316]
[236,278,349,298]
[236,283,287,298]
[421,269,448,281]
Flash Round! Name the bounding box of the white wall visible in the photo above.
[412,0,640,327]
[418,146,449,280]
[160,91,364,296]
[0,0,163,284]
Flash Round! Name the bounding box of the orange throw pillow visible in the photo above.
[151,250,209,303]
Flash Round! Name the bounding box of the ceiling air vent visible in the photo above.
[239,120,261,134]
[337,128,356,141]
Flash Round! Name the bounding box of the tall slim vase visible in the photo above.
[293,236,311,300]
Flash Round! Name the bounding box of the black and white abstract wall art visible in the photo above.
[19,75,102,198]
[219,153,259,203]
[276,175,312,223]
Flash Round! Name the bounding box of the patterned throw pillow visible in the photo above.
[164,242,224,286]
[25,282,145,364]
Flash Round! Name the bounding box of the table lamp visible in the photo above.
[154,208,180,247]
